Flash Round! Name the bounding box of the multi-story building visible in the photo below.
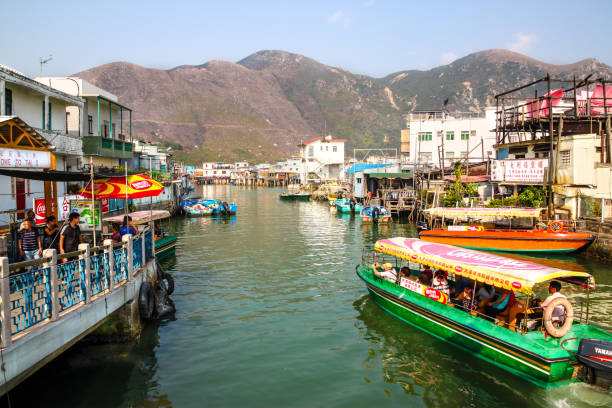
[298,135,346,182]
[36,77,133,169]
[202,162,232,180]
[404,109,496,168]
[0,65,85,217]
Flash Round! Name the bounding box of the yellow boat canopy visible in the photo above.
[374,238,593,295]
[423,207,543,218]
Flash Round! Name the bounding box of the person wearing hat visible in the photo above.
[372,262,398,283]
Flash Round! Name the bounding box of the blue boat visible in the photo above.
[336,198,362,214]
[202,199,237,215]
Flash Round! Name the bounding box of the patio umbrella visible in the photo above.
[79,174,164,199]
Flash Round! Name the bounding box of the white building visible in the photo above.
[405,109,496,168]
[298,135,346,182]
[0,65,85,219]
[36,77,133,169]
[202,162,232,179]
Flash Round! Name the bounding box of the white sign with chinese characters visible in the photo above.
[0,148,51,168]
[491,159,548,184]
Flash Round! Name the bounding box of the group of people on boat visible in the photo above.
[371,262,569,332]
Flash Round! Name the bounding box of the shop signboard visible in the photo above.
[491,159,548,184]
[69,200,102,231]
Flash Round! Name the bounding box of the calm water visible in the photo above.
[6,186,612,408]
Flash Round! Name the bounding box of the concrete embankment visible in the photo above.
[581,217,612,263]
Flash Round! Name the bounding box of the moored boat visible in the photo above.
[280,192,312,201]
[336,198,362,214]
[360,206,391,223]
[202,199,237,215]
[103,210,177,259]
[419,207,594,253]
[356,237,612,389]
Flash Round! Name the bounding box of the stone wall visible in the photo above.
[580,217,612,263]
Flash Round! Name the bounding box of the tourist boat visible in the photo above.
[419,207,594,253]
[103,210,177,259]
[336,198,362,214]
[280,192,311,201]
[360,206,391,223]
[357,237,612,389]
[328,193,339,206]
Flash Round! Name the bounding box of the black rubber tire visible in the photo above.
[155,287,169,307]
[162,272,175,296]
[156,304,175,318]
[138,282,155,321]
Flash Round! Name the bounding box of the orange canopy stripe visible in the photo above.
[79,174,164,199]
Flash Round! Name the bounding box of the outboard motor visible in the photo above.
[350,199,355,212]
[222,201,231,214]
[576,338,612,388]
[372,207,380,223]
[417,221,429,233]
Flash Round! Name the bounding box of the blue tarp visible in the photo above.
[346,163,392,174]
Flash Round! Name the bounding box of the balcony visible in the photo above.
[82,136,133,158]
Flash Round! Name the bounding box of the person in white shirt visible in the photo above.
[432,270,450,295]
[372,262,397,283]
[541,281,567,323]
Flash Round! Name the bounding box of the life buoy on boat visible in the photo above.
[548,221,564,233]
[543,297,574,338]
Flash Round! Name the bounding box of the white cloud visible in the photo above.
[328,10,350,27]
[507,32,538,54]
[364,0,375,6]
[440,52,458,65]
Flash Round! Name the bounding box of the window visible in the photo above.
[88,115,93,135]
[446,131,454,141]
[102,120,109,137]
[308,146,313,156]
[461,131,469,140]
[41,101,45,129]
[48,102,52,130]
[326,146,328,151]
[560,150,571,167]
[418,152,432,162]
[333,146,337,152]
[446,152,454,159]
[65,112,70,134]
[4,89,12,116]
[418,132,432,141]
[320,146,323,151]
[460,152,468,158]
[356,177,362,183]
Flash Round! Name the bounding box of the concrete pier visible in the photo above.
[0,230,157,395]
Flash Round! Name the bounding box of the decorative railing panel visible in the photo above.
[113,248,128,284]
[90,252,110,296]
[133,236,143,271]
[145,231,153,261]
[58,259,85,312]
[9,267,51,334]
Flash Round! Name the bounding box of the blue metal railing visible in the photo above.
[9,267,51,334]
[133,236,143,271]
[58,259,85,312]
[90,252,110,296]
[145,231,153,261]
[113,248,128,284]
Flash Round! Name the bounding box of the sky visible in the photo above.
[2,0,611,79]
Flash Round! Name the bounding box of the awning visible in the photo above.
[346,163,392,174]
[374,238,593,295]
[103,210,170,224]
[423,207,543,218]
[367,172,413,179]
[0,168,141,182]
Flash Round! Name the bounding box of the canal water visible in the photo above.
[6,186,612,407]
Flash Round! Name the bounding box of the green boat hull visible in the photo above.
[337,204,363,214]
[356,265,612,388]
[155,235,177,259]
[280,194,311,201]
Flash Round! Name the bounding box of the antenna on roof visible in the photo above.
[39,55,53,77]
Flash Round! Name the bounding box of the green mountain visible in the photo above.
[75,49,612,164]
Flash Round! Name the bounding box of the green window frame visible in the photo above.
[419,132,432,141]
[5,89,12,115]
[48,102,52,130]
[461,131,469,140]
[446,131,454,141]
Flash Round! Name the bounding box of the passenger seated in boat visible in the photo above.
[453,286,477,312]
[372,263,398,283]
[540,281,567,324]
[476,284,495,310]
[422,266,433,284]
[432,270,450,295]
[418,271,432,286]
[483,290,515,319]
[451,276,471,298]
[399,266,411,279]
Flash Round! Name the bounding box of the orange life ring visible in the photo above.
[543,297,573,338]
[548,221,563,233]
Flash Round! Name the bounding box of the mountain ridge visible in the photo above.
[74,49,612,163]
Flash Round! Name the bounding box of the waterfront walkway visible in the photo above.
[0,230,156,394]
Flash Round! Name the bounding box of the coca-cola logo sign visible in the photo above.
[424,288,441,301]
[130,180,152,190]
